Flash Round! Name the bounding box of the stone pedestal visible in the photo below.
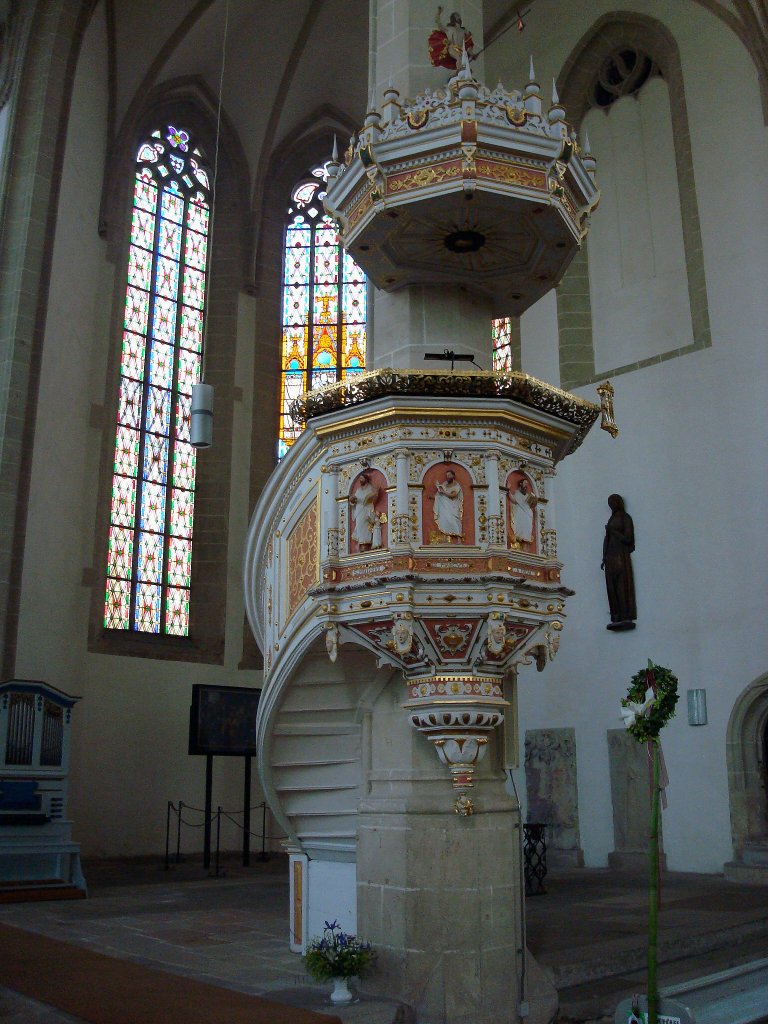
[357,786,523,1024]
[354,679,530,1024]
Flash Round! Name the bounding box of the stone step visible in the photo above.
[741,842,768,866]
[661,957,768,1024]
[547,918,768,990]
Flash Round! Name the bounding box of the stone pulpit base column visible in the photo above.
[356,685,556,1024]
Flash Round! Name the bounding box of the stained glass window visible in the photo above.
[492,317,515,373]
[104,126,211,637]
[278,168,367,457]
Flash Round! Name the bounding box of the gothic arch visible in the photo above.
[726,673,768,860]
[239,104,358,668]
[554,12,712,389]
[100,75,252,286]
[88,80,249,662]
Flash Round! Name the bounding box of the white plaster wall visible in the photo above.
[490,1,768,872]
[306,859,357,944]
[15,5,266,858]
[586,78,694,371]
[520,290,560,384]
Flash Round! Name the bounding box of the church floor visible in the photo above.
[0,856,766,1023]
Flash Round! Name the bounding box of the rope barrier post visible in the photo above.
[214,805,222,878]
[203,755,213,870]
[175,800,184,864]
[243,754,251,867]
[258,801,270,862]
[164,801,172,870]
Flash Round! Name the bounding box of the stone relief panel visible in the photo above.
[607,728,664,869]
[525,728,583,866]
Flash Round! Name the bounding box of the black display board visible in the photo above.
[188,684,260,756]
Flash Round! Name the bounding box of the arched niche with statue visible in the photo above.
[421,461,475,546]
[348,468,389,555]
[506,469,538,553]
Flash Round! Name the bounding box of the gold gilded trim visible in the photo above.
[387,162,462,194]
[292,369,599,457]
[476,158,545,190]
[313,405,570,443]
[292,860,303,944]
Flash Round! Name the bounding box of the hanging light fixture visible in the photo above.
[190,0,229,450]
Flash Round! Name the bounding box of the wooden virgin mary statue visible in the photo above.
[601,493,636,631]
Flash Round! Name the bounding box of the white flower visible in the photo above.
[620,687,655,728]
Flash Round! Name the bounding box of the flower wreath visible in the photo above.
[621,663,679,742]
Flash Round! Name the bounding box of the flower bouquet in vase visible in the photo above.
[302,920,375,1004]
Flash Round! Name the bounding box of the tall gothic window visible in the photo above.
[104,126,211,636]
[492,318,514,372]
[279,166,367,458]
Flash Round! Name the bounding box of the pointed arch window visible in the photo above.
[279,166,367,458]
[492,318,514,372]
[104,126,211,636]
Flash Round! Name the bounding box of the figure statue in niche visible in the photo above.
[510,475,537,548]
[429,7,474,70]
[433,468,464,542]
[601,494,636,631]
[350,472,381,552]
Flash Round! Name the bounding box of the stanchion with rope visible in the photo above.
[161,800,287,873]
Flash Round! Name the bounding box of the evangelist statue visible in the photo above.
[350,472,381,552]
[510,476,537,547]
[433,469,464,541]
[601,493,636,631]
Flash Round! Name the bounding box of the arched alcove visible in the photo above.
[725,673,768,879]
[555,12,712,389]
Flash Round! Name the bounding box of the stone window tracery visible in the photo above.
[591,49,660,109]
[103,126,211,636]
[278,166,367,458]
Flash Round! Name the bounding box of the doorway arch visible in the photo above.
[726,674,768,869]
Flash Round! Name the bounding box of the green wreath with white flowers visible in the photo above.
[621,663,679,742]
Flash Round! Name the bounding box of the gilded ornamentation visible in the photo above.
[487,515,505,545]
[406,109,429,129]
[477,493,487,542]
[289,368,599,457]
[432,621,474,656]
[454,794,475,816]
[392,513,411,544]
[596,380,619,438]
[541,527,557,558]
[387,162,462,193]
[287,500,319,622]
[347,187,374,229]
[505,104,527,126]
[327,527,340,556]
[475,158,545,190]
